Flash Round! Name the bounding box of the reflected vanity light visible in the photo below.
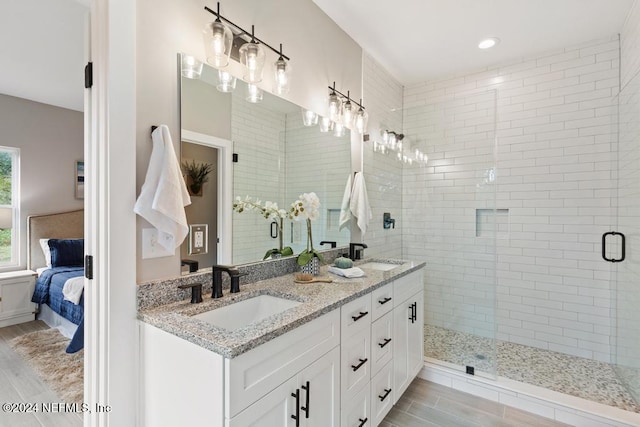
[246,83,263,103]
[319,116,334,133]
[302,109,318,127]
[274,44,291,95]
[333,121,346,137]
[327,82,367,134]
[354,103,368,134]
[181,55,204,79]
[216,70,237,92]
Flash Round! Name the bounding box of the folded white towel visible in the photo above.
[134,125,192,252]
[339,174,352,230]
[349,172,372,237]
[328,266,365,278]
[63,276,85,305]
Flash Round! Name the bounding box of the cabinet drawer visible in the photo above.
[341,293,372,336]
[225,309,340,419]
[370,283,393,321]
[340,322,371,400]
[393,270,423,307]
[370,360,394,426]
[340,382,370,427]
[370,311,393,375]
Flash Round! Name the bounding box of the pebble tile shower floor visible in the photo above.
[425,325,640,413]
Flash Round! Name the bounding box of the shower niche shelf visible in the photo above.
[475,209,509,239]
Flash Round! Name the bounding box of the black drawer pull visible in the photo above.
[351,311,369,322]
[351,358,368,372]
[378,297,392,305]
[301,381,310,419]
[358,417,368,427]
[378,388,392,402]
[291,388,300,427]
[378,338,392,348]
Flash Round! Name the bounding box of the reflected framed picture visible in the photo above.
[75,160,84,200]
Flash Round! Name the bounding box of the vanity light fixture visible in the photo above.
[204,4,291,86]
[216,70,237,92]
[327,82,367,134]
[302,109,319,127]
[181,55,204,79]
[203,3,233,67]
[478,37,500,49]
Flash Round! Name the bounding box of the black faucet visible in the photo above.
[212,265,240,298]
[177,282,204,304]
[230,271,248,293]
[349,243,368,260]
[319,240,337,248]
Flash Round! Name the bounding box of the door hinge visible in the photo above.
[84,62,93,88]
[85,255,94,280]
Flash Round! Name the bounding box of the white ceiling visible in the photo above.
[312,0,635,85]
[0,0,88,112]
[1,0,635,110]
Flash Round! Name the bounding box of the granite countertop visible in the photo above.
[137,259,425,359]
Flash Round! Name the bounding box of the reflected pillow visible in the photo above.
[48,239,84,268]
[39,238,51,268]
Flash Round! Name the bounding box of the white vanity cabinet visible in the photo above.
[392,271,424,403]
[0,270,37,327]
[229,346,340,427]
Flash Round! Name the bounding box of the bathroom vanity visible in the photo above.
[138,260,424,427]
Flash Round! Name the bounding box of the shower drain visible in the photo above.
[475,354,486,360]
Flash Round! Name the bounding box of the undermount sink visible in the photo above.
[193,294,301,331]
[359,261,402,271]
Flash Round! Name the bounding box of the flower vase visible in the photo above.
[301,256,320,276]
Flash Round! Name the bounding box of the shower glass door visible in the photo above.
[611,68,640,404]
[403,89,498,377]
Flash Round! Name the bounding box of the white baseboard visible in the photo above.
[419,360,640,427]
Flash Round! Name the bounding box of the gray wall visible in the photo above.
[0,94,83,270]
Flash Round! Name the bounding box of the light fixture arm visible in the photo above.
[327,82,365,110]
[204,3,290,61]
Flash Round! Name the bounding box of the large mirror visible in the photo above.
[179,54,351,267]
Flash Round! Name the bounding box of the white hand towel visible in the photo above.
[349,172,372,237]
[328,266,365,278]
[339,174,352,230]
[134,125,192,251]
[63,276,85,305]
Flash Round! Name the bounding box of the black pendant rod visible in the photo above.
[328,82,365,110]
[204,4,290,61]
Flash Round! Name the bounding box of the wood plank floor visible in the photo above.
[382,377,572,427]
[0,321,82,427]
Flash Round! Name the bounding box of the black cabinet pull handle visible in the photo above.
[602,231,626,263]
[409,303,415,323]
[351,358,368,372]
[378,297,392,305]
[351,311,369,322]
[378,388,392,401]
[291,388,300,426]
[301,381,310,419]
[358,417,368,427]
[378,338,392,348]
[412,302,417,322]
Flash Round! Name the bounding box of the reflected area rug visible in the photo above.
[9,328,83,403]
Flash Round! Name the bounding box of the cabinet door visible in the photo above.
[299,346,340,427]
[0,277,36,318]
[370,360,394,426]
[407,291,424,380]
[228,376,298,427]
[340,382,370,427]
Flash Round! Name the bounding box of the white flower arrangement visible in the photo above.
[289,192,324,266]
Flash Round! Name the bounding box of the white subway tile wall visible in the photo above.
[403,35,621,362]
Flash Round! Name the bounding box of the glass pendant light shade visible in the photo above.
[274,56,291,95]
[319,117,334,133]
[181,55,203,79]
[240,41,266,83]
[354,107,368,134]
[328,91,342,123]
[203,20,232,67]
[216,70,237,92]
[246,83,263,103]
[333,122,346,137]
[302,109,318,127]
[342,99,354,129]
[382,129,389,144]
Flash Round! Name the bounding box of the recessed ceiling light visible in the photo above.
[478,37,500,49]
